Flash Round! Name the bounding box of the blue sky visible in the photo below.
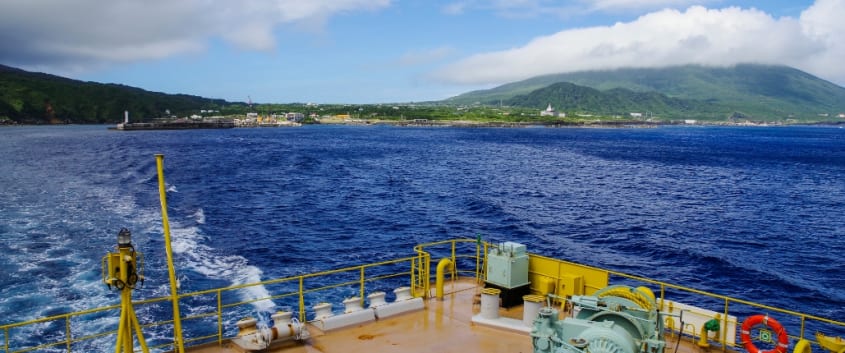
[1,0,840,104]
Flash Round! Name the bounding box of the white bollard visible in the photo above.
[313,302,333,320]
[480,288,501,319]
[271,311,293,327]
[343,297,364,313]
[523,295,545,327]
[394,287,413,301]
[367,291,387,308]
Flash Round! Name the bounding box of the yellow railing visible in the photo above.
[604,269,845,352]
[3,238,843,353]
[525,251,845,353]
[0,238,485,353]
[413,238,485,297]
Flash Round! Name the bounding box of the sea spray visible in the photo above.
[168,215,276,311]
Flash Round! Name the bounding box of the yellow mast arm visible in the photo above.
[156,154,186,353]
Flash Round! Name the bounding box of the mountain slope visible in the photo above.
[504,82,722,118]
[447,64,845,120]
[0,65,242,124]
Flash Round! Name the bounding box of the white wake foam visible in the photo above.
[193,208,205,225]
[168,210,276,311]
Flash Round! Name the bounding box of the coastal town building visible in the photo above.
[540,104,565,117]
[285,112,305,122]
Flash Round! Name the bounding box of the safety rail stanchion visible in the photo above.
[799,315,806,340]
[451,241,457,283]
[722,298,730,351]
[217,290,223,347]
[65,316,72,352]
[483,242,489,282]
[298,277,306,323]
[410,257,416,295]
[475,240,481,283]
[359,267,366,307]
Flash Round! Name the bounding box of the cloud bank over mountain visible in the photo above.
[433,0,845,86]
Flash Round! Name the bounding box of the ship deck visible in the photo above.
[184,278,720,353]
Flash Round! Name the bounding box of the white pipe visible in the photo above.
[232,311,308,351]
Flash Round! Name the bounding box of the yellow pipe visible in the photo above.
[697,325,711,348]
[435,258,453,300]
[156,154,185,353]
[793,339,812,353]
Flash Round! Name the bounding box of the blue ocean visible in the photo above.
[1,125,844,347]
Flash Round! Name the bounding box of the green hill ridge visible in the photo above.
[448,64,845,121]
[504,82,722,118]
[0,64,244,124]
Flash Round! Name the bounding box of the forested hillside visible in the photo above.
[0,65,244,124]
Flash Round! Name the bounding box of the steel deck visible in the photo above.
[184,279,713,353]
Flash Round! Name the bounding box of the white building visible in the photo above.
[286,112,305,122]
[629,112,643,118]
[540,104,565,117]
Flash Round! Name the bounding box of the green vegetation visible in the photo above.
[0,64,246,124]
[447,64,845,122]
[503,82,724,119]
[2,63,845,125]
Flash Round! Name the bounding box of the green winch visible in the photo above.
[531,285,666,353]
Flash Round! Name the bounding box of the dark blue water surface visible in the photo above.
[2,125,844,339]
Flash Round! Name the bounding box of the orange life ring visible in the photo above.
[740,315,790,353]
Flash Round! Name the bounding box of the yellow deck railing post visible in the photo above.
[360,267,366,306]
[299,276,306,322]
[475,239,481,283]
[65,316,71,352]
[155,154,185,353]
[217,290,223,347]
[723,298,730,350]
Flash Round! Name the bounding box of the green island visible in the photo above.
[2,63,845,127]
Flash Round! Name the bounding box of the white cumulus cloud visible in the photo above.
[798,0,845,83]
[433,0,845,86]
[585,0,712,12]
[0,0,390,71]
[441,0,712,17]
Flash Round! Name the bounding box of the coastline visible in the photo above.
[2,119,845,129]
